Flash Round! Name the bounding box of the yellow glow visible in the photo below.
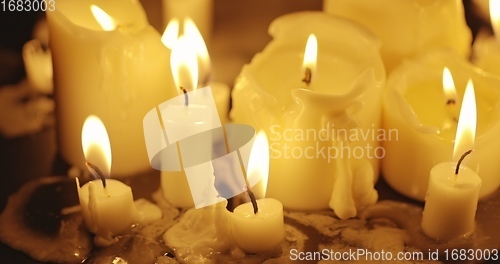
[490,0,500,40]
[442,67,458,104]
[184,18,211,84]
[302,34,318,76]
[161,18,179,50]
[247,131,270,197]
[453,80,477,161]
[90,5,116,31]
[81,115,112,176]
[170,35,198,91]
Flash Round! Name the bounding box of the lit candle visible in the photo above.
[75,115,138,246]
[472,0,500,76]
[324,0,471,72]
[162,0,213,42]
[46,0,176,176]
[231,131,285,253]
[232,12,385,210]
[382,50,500,201]
[421,80,481,241]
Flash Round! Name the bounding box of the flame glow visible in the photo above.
[170,35,198,92]
[453,79,477,161]
[247,131,270,197]
[302,34,318,76]
[90,5,116,31]
[442,67,458,104]
[82,115,112,176]
[490,0,500,41]
[161,18,179,50]
[184,18,211,84]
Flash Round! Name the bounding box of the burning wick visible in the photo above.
[442,67,459,122]
[180,87,189,106]
[86,161,107,188]
[446,99,458,122]
[455,149,473,175]
[302,68,312,86]
[246,188,258,214]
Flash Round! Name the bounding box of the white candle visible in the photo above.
[472,0,500,75]
[231,12,385,211]
[231,131,285,253]
[22,39,53,94]
[422,83,481,240]
[77,115,138,246]
[46,0,176,177]
[382,50,500,201]
[324,0,471,72]
[162,0,213,42]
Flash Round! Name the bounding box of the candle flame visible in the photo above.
[184,18,211,85]
[90,5,116,31]
[170,35,198,92]
[161,18,179,50]
[82,115,112,176]
[442,67,458,105]
[490,0,500,41]
[247,131,269,197]
[302,34,318,81]
[453,80,477,161]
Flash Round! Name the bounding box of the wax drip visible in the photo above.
[85,162,107,188]
[302,68,312,86]
[455,149,473,175]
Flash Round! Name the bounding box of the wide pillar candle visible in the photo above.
[47,0,176,177]
[324,0,471,72]
[382,50,500,201]
[231,12,385,211]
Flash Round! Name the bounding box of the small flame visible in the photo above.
[247,131,269,197]
[302,34,318,78]
[184,18,211,85]
[90,5,116,31]
[442,67,458,105]
[161,18,179,50]
[170,35,198,92]
[490,0,500,41]
[81,115,112,176]
[453,79,477,161]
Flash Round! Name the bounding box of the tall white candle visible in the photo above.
[472,0,500,76]
[162,0,213,42]
[422,82,481,240]
[47,0,176,177]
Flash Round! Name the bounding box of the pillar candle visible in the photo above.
[324,0,471,72]
[162,0,213,42]
[47,0,176,177]
[231,12,385,211]
[383,49,500,201]
[472,0,500,76]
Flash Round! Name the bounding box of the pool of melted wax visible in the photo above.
[0,177,92,263]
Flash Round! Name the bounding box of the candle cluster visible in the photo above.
[40,0,500,257]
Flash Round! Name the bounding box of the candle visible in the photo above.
[472,0,500,76]
[231,12,385,210]
[231,131,285,253]
[76,115,138,246]
[324,0,472,72]
[162,17,231,123]
[22,39,53,94]
[46,0,176,177]
[382,49,500,201]
[421,81,481,241]
[162,0,213,42]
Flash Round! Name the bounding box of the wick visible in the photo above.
[86,162,107,188]
[446,99,456,106]
[445,99,458,122]
[246,188,259,214]
[180,87,189,106]
[302,68,312,86]
[455,149,473,175]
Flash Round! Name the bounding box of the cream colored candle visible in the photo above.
[162,0,213,42]
[231,12,385,211]
[77,115,138,246]
[472,0,500,75]
[47,0,176,177]
[422,83,481,240]
[383,50,500,201]
[324,0,471,72]
[22,39,52,94]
